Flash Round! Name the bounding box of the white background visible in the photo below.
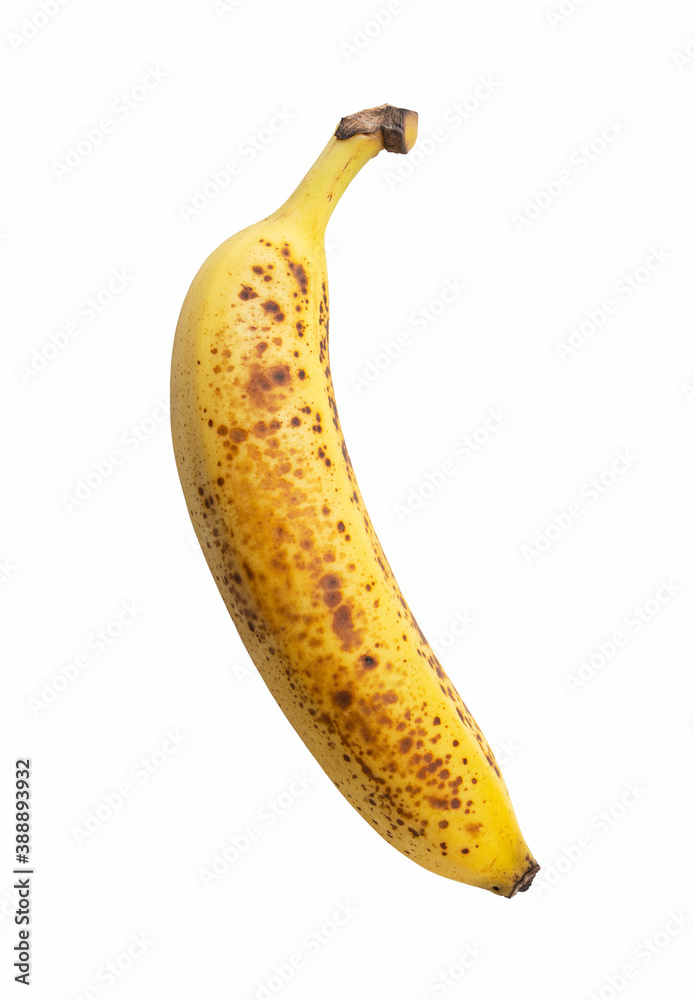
[2,0,694,997]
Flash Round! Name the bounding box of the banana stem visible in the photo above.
[270,103,418,236]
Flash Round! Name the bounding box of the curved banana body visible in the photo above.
[171,106,538,896]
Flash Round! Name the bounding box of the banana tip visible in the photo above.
[508,859,541,898]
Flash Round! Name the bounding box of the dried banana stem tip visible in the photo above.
[508,860,541,897]
[334,104,418,154]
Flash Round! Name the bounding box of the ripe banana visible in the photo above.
[171,104,538,896]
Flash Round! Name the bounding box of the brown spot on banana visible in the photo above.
[288,260,309,295]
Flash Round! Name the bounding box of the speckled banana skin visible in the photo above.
[171,108,538,896]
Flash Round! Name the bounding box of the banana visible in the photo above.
[171,104,538,896]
